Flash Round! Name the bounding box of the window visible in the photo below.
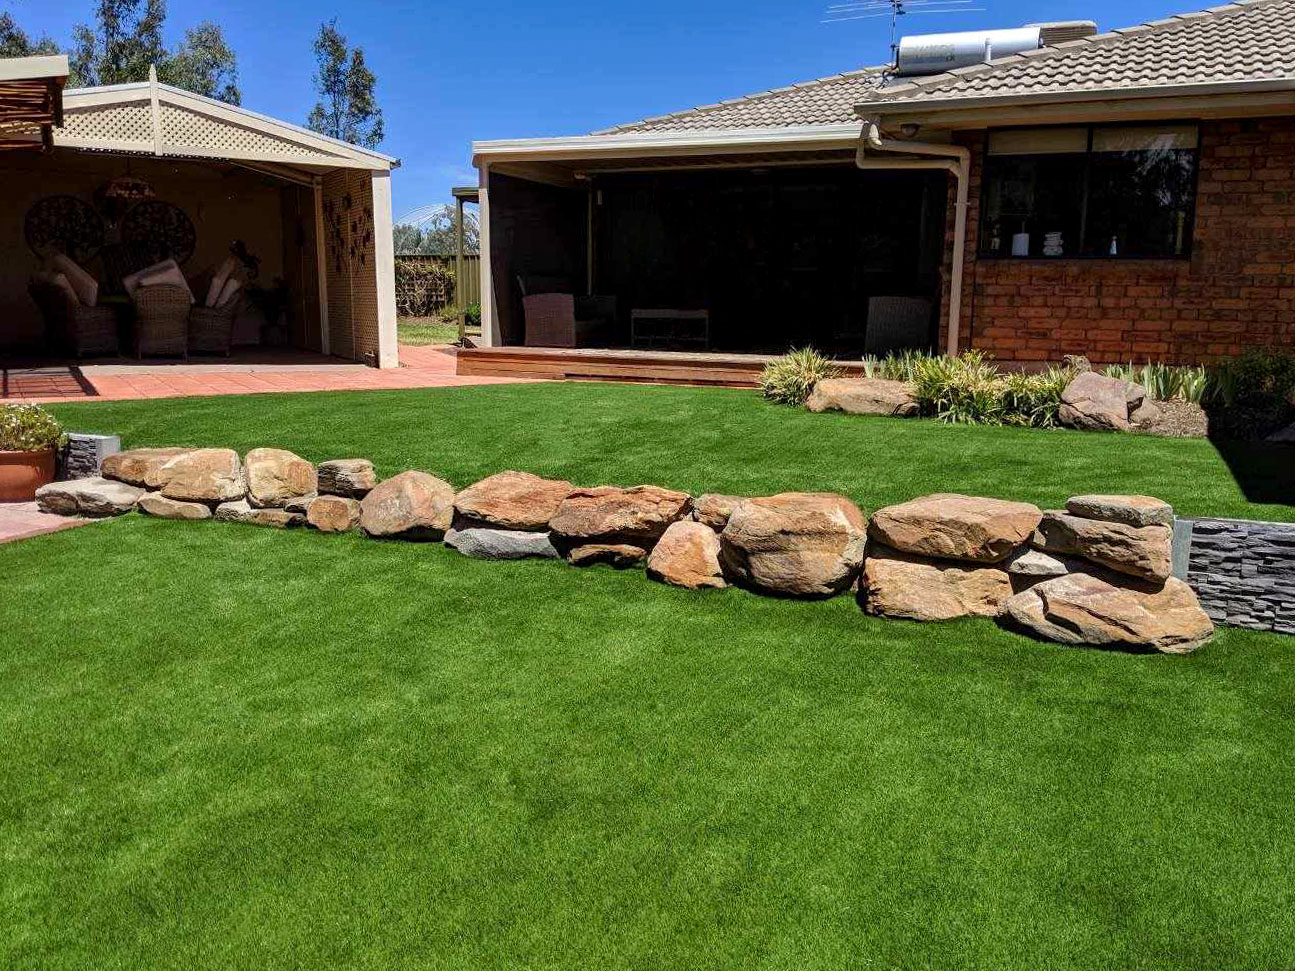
[979,124,1198,259]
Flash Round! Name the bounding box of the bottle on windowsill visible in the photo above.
[1109,235,1119,256]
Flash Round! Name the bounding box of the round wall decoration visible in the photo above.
[24,195,106,263]
[120,200,197,267]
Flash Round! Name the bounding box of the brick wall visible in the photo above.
[938,117,1295,364]
[321,169,379,363]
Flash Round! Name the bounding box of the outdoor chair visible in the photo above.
[27,280,119,358]
[187,294,242,357]
[518,275,616,348]
[132,284,191,359]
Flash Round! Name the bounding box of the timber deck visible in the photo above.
[455,346,867,387]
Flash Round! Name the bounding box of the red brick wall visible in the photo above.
[938,117,1295,364]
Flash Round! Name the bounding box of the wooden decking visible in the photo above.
[456,346,867,387]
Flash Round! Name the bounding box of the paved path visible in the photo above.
[3,345,535,404]
[0,501,94,545]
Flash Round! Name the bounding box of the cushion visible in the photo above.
[205,256,238,308]
[216,277,242,308]
[138,263,195,304]
[35,271,81,306]
[51,253,98,307]
[123,259,177,299]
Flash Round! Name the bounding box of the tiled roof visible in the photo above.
[867,0,1295,106]
[599,67,887,134]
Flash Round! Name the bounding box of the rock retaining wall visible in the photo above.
[1183,518,1295,635]
[38,443,1289,655]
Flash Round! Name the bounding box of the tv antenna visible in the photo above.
[823,0,986,62]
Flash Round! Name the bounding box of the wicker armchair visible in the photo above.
[188,294,241,357]
[27,280,119,358]
[132,284,190,359]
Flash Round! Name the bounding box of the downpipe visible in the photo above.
[856,119,970,357]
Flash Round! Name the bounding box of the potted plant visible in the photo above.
[0,404,65,501]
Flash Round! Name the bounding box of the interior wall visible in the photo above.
[1,150,288,349]
[487,172,587,346]
[591,165,946,355]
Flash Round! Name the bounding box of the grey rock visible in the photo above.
[1006,548,1071,577]
[35,477,143,517]
[1059,371,1145,432]
[1065,494,1174,528]
[444,526,560,560]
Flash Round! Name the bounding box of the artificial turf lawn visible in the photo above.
[4,517,1295,969]
[44,381,1295,522]
[397,316,461,346]
[5,383,1292,967]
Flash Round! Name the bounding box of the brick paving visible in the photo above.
[0,501,94,545]
[2,345,536,405]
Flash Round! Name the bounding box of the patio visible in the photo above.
[1,344,534,404]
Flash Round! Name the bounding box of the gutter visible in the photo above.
[854,76,1295,116]
[856,119,970,357]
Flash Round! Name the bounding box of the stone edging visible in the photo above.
[35,446,1228,655]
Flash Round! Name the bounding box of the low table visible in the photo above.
[630,309,709,351]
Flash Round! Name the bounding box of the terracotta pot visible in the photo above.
[0,448,57,502]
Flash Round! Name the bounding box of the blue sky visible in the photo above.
[11,0,1192,219]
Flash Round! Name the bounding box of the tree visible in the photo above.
[0,13,60,56]
[160,23,240,104]
[306,19,382,149]
[393,206,479,256]
[68,0,240,104]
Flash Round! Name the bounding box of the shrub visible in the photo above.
[1102,361,1210,404]
[394,258,455,317]
[759,347,843,405]
[0,404,64,452]
[1206,348,1295,409]
[1001,367,1072,428]
[862,348,934,383]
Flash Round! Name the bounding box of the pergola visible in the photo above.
[0,55,68,152]
[3,65,401,367]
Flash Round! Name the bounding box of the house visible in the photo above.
[2,57,400,368]
[461,0,1295,382]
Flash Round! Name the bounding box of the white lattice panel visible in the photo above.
[59,101,153,143]
[160,104,341,163]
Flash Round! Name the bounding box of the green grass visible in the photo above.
[397,315,460,345]
[5,383,1293,968]
[44,382,1295,522]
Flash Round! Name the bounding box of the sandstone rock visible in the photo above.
[860,545,1012,621]
[806,378,919,417]
[1064,494,1174,528]
[647,521,726,589]
[1033,511,1172,583]
[567,543,647,568]
[284,494,317,515]
[317,459,378,498]
[359,470,455,540]
[720,493,866,597]
[549,485,692,548]
[152,448,245,503]
[244,448,317,508]
[214,499,304,528]
[999,573,1213,654]
[1129,399,1162,427]
[138,493,213,520]
[1005,548,1071,577]
[101,447,192,487]
[1266,422,1295,444]
[444,525,560,560]
[868,493,1041,564]
[1059,371,1146,431]
[692,493,745,531]
[453,470,573,531]
[306,495,362,533]
[35,477,143,517]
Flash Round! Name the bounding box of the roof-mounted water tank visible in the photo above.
[895,26,1042,76]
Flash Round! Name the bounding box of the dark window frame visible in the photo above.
[977,121,1202,261]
